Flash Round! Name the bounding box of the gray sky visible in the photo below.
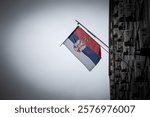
[0,0,109,99]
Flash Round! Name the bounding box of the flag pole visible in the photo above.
[75,20,109,49]
[60,41,65,47]
[75,20,134,71]
[75,20,109,53]
[75,20,113,54]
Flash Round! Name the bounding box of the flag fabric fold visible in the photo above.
[64,26,101,71]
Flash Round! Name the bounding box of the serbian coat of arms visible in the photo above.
[73,37,88,52]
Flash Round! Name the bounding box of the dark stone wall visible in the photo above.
[109,0,150,99]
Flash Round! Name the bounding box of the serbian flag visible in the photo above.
[64,26,101,71]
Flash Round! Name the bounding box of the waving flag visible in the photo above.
[64,26,101,71]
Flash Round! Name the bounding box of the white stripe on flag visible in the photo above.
[64,39,96,71]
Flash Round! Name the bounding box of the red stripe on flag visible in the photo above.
[74,27,101,58]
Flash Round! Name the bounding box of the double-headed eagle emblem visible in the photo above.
[73,37,89,52]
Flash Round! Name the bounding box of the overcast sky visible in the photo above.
[0,0,109,99]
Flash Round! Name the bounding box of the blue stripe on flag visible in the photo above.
[82,47,100,65]
[69,34,78,44]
